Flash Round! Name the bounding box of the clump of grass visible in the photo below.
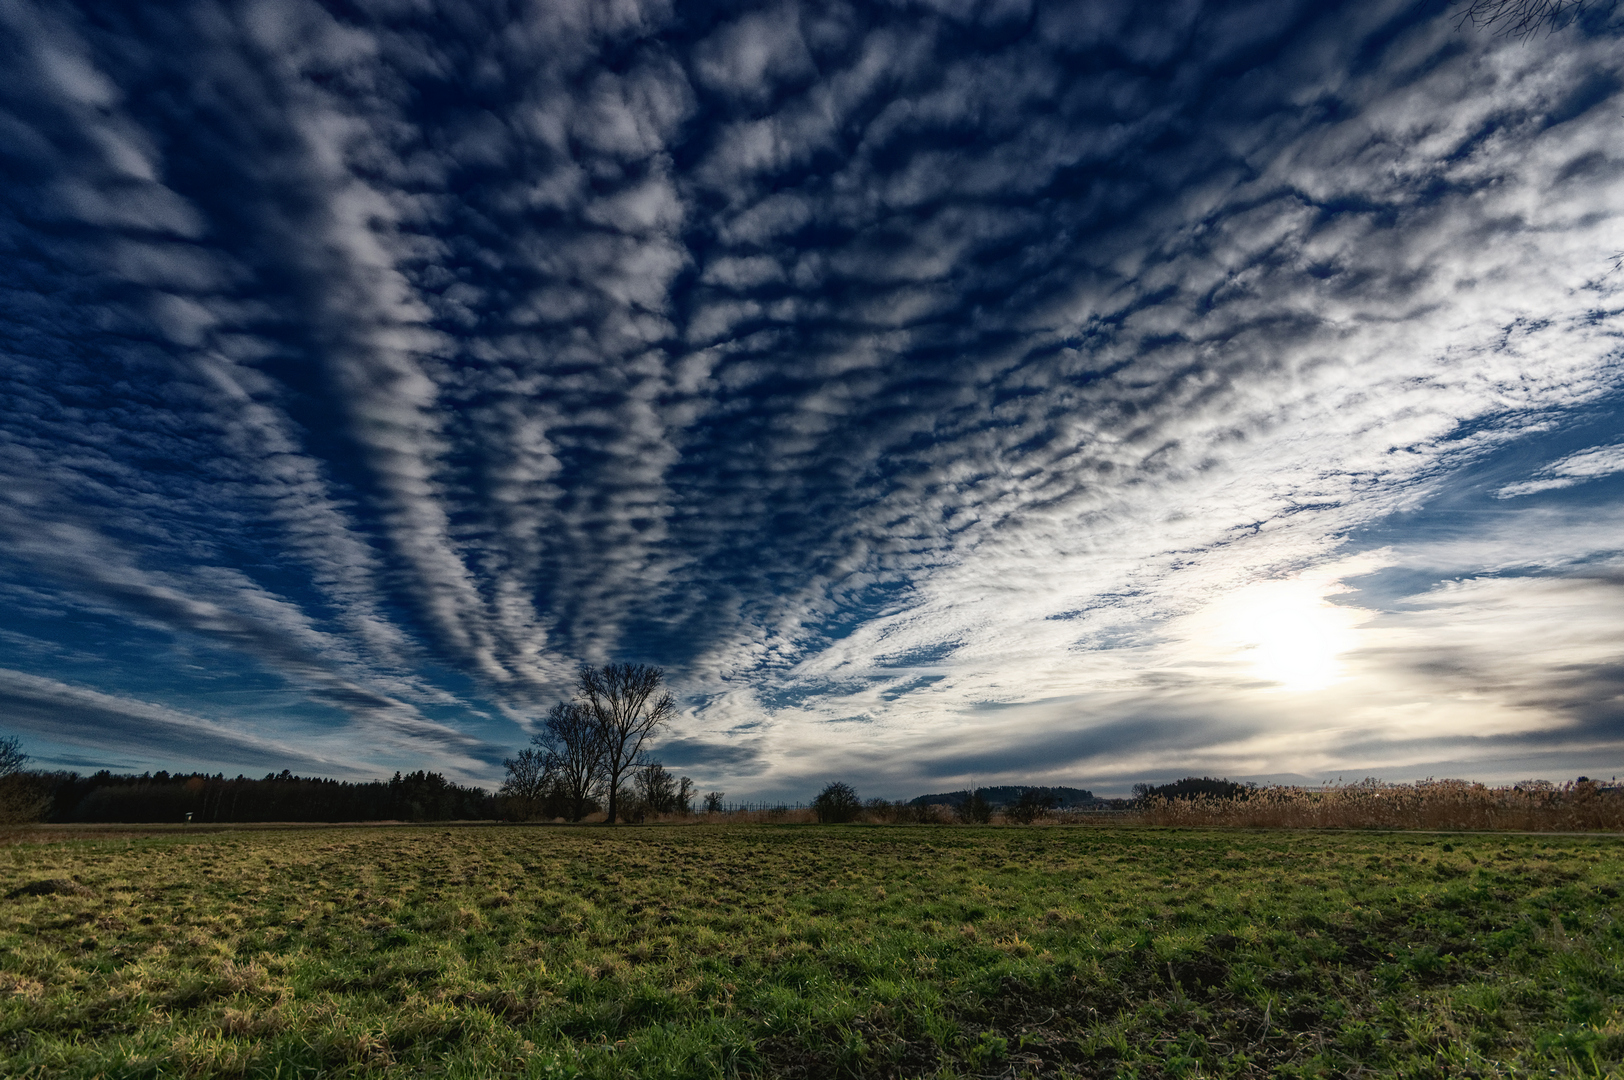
[2,825,1621,1078]
[1133,776,1624,830]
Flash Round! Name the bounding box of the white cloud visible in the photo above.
[1497,442,1624,496]
[0,668,344,773]
[692,5,816,103]
[1,0,1621,793]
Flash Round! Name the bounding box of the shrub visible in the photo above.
[812,782,862,824]
[1005,787,1058,825]
[864,797,899,823]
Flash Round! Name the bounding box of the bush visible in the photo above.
[812,782,862,824]
[892,801,945,824]
[864,797,898,823]
[1005,787,1058,825]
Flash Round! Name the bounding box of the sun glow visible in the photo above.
[1191,575,1369,692]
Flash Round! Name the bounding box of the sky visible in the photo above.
[1,0,1621,800]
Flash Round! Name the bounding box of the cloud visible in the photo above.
[1496,441,1624,496]
[651,737,767,772]
[0,484,502,767]
[0,0,1620,792]
[0,668,346,774]
[691,4,815,104]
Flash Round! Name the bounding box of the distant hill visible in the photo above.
[908,785,1097,808]
[1133,777,1251,802]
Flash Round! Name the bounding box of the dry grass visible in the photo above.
[1132,777,1624,831]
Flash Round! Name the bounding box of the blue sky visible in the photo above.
[1,0,1621,798]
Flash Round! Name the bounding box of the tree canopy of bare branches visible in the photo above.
[0,736,25,780]
[633,762,692,818]
[576,663,675,824]
[1455,0,1610,37]
[0,734,46,826]
[497,746,551,818]
[535,700,605,822]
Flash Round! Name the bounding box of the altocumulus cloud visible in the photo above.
[0,0,1620,794]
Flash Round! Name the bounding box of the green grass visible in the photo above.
[2,825,1622,1078]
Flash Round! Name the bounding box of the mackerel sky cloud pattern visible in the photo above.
[1,0,1621,796]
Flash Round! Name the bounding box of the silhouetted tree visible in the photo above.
[498,747,552,820]
[703,790,725,813]
[911,801,944,824]
[635,761,679,815]
[533,701,605,822]
[577,663,675,824]
[1006,787,1059,825]
[0,736,24,778]
[812,781,862,823]
[955,789,993,824]
[1456,0,1612,37]
[0,735,47,826]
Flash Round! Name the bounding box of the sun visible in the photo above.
[1195,576,1367,692]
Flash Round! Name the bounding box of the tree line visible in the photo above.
[17,766,495,824]
[810,781,1117,824]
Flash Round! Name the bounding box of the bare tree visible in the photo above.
[0,735,46,826]
[1006,787,1059,825]
[1455,0,1610,37]
[812,781,862,823]
[0,735,24,779]
[955,789,993,824]
[703,791,725,813]
[632,762,694,817]
[576,663,675,824]
[534,700,606,822]
[634,761,674,819]
[498,747,552,820]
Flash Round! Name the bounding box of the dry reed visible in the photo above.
[1130,777,1624,831]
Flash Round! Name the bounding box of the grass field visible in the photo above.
[3,825,1622,1079]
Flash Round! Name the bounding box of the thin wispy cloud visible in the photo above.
[0,0,1619,793]
[1497,442,1624,496]
[0,668,349,775]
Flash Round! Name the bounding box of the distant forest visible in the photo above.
[909,786,1102,808]
[36,770,495,824]
[20,773,1126,824]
